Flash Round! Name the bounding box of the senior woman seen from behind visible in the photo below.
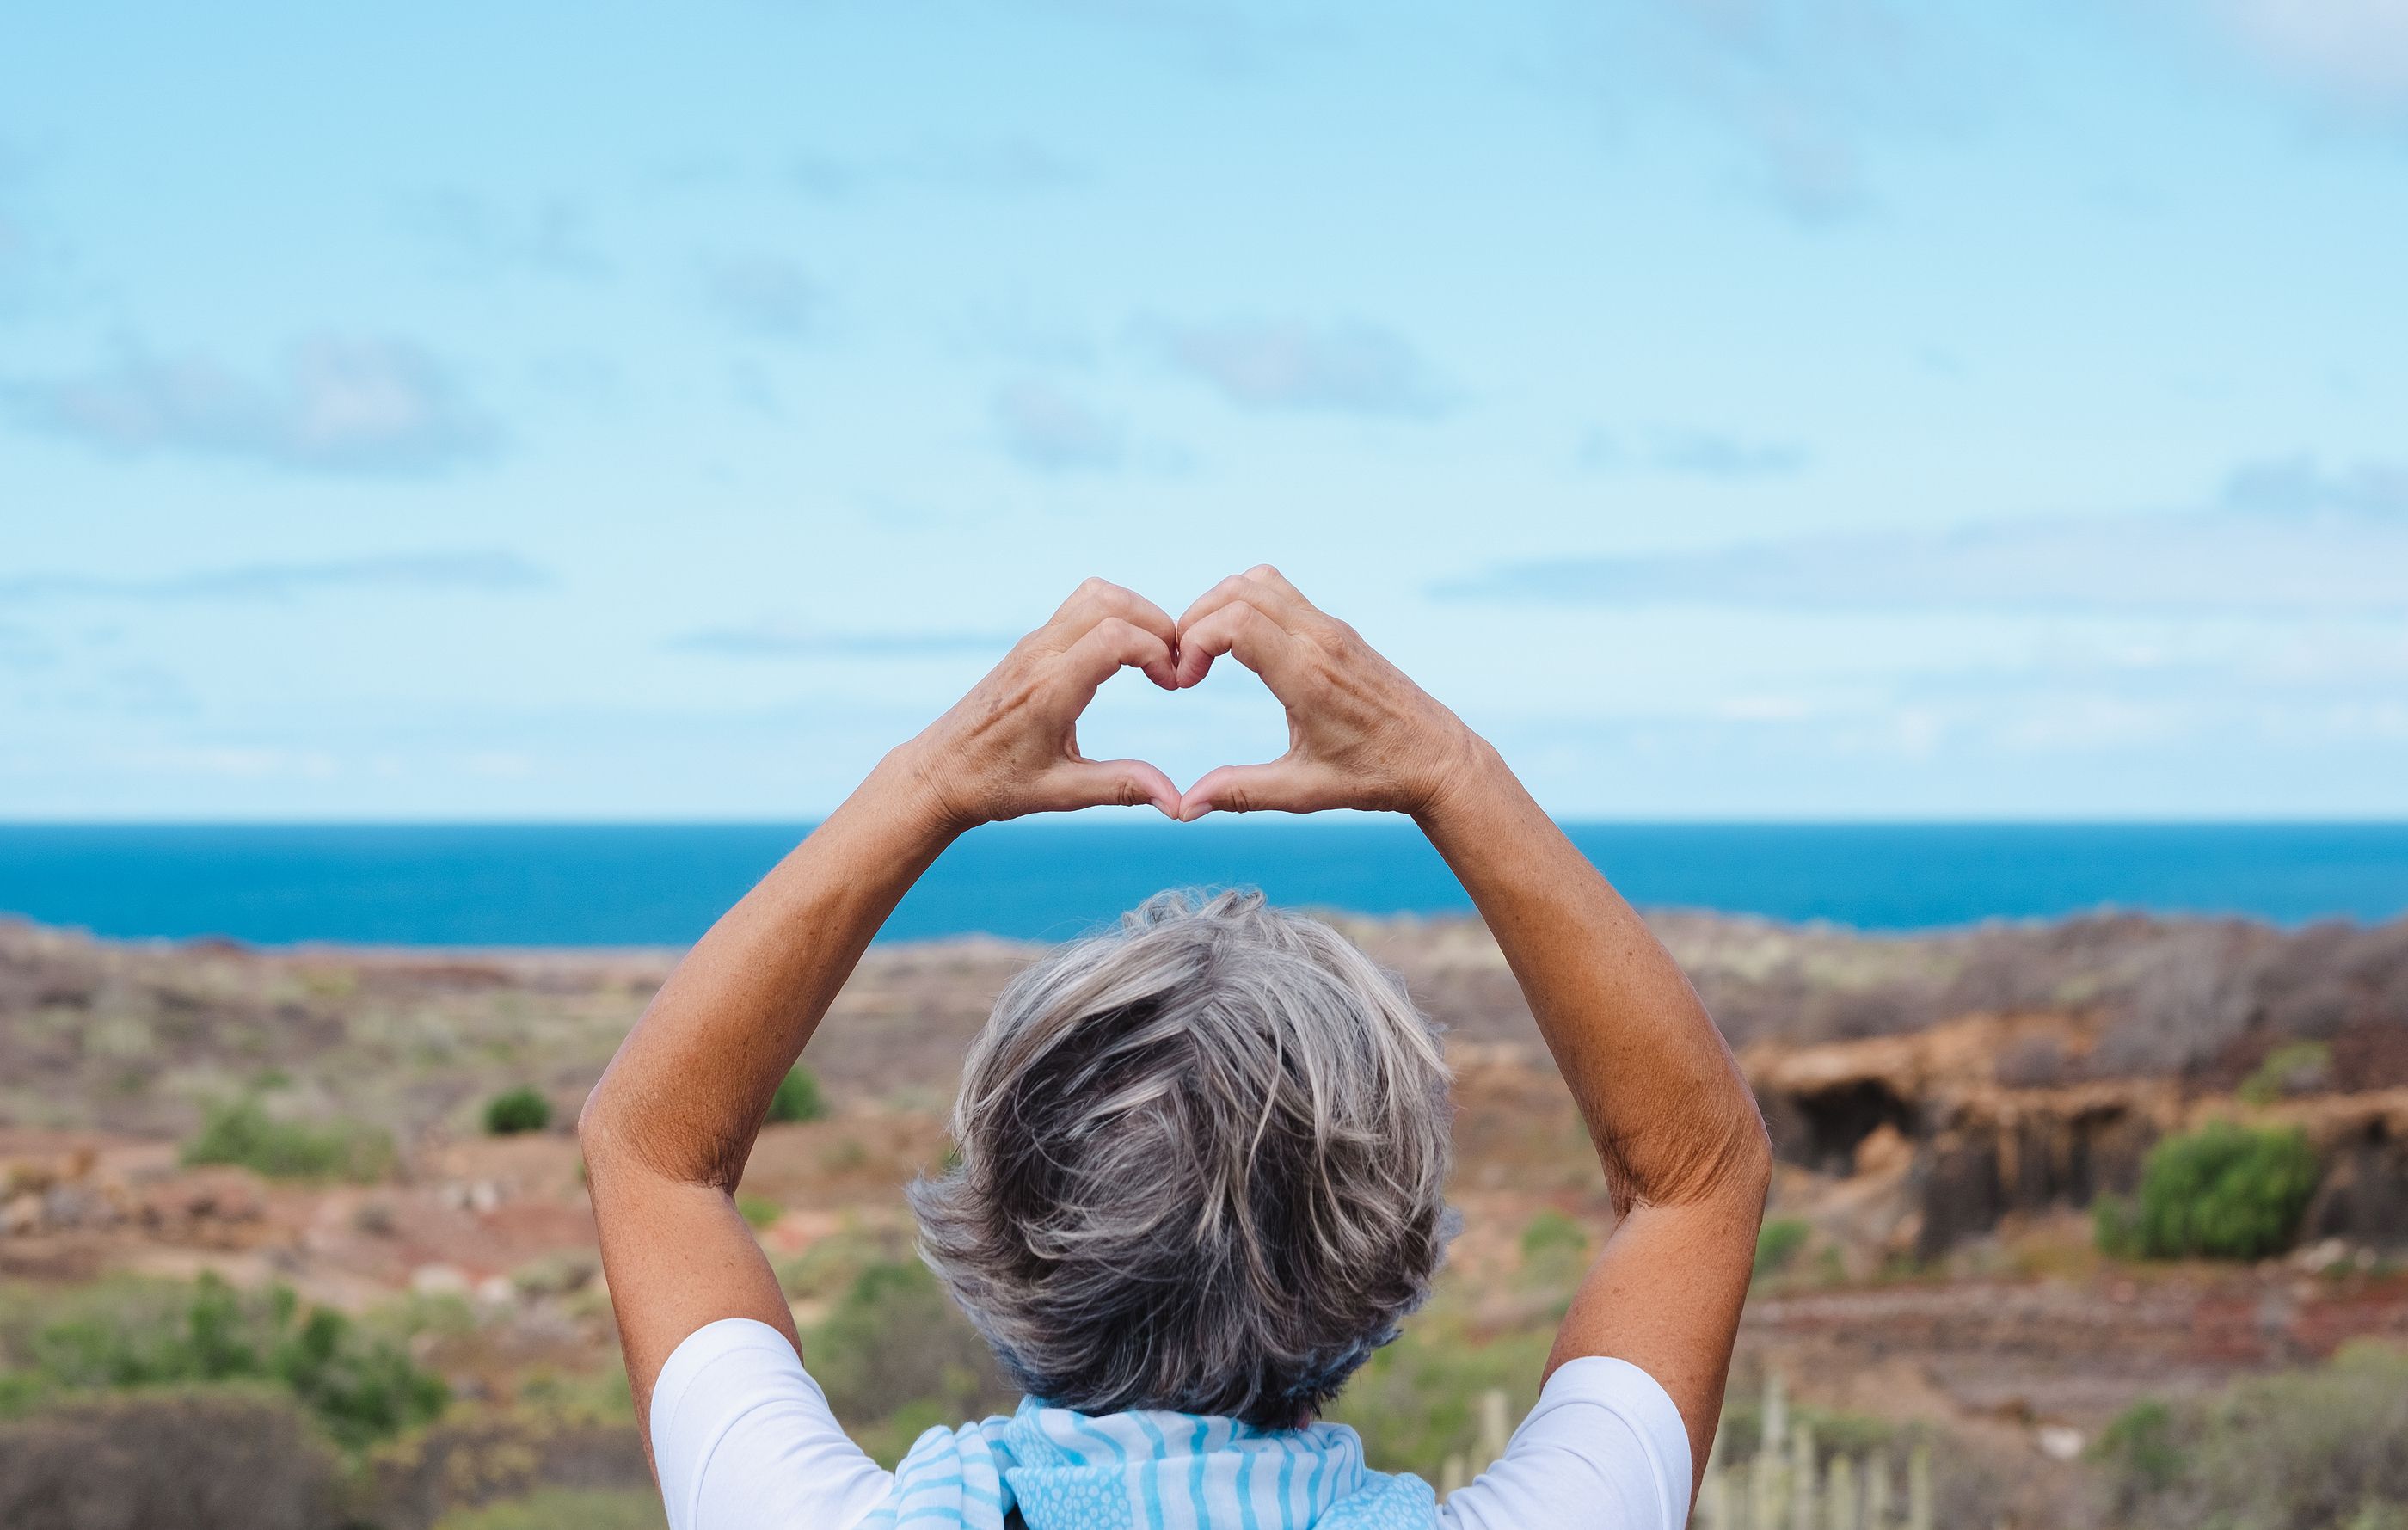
[580,569,1772,1530]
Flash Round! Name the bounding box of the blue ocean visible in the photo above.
[1,821,2404,948]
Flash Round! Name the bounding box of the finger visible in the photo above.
[1170,599,1305,691]
[1176,568,1317,639]
[1177,759,1336,820]
[1047,578,1179,685]
[1057,617,1176,699]
[1238,563,1317,612]
[1035,757,1182,820]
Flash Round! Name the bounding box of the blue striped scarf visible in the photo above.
[856,1398,1436,1530]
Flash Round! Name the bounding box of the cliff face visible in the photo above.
[1743,1011,2408,1259]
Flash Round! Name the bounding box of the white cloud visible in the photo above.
[401,189,609,278]
[1157,317,1449,416]
[2219,0,2408,103]
[702,255,817,341]
[1440,458,2408,615]
[0,551,546,604]
[992,379,1123,471]
[665,624,1017,659]
[4,338,498,474]
[790,140,1084,200]
[1555,0,1963,224]
[1582,426,1810,477]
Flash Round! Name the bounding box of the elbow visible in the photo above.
[576,1077,626,1169]
[1727,1102,1774,1207]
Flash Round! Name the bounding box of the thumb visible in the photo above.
[1035,757,1182,820]
[1176,759,1333,820]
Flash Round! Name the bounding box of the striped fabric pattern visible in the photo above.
[855,1398,1436,1530]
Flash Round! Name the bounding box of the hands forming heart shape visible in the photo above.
[894,566,1485,828]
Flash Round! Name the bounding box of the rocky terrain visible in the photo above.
[3,907,2406,1527]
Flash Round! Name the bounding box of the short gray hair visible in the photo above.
[910,888,1454,1429]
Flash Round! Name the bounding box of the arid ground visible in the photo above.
[4,910,2405,1528]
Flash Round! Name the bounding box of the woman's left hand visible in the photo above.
[889,577,1184,830]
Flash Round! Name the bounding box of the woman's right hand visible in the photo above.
[1172,566,1487,821]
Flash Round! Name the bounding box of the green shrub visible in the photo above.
[181,1100,393,1183]
[776,1225,910,1303]
[484,1087,553,1136]
[2239,1042,2333,1107]
[1519,1209,1586,1262]
[2092,1193,2141,1258]
[1754,1217,1813,1281]
[802,1260,1010,1464]
[2106,1121,2320,1261]
[2095,1343,2408,1530]
[766,1066,826,1124]
[2093,1398,2184,1495]
[0,1386,352,1530]
[735,1194,783,1229]
[0,1275,445,1450]
[1516,1210,1589,1292]
[1329,1306,1552,1475]
[433,1487,666,1530]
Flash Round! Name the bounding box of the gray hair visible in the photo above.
[909,888,1454,1429]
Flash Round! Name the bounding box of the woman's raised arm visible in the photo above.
[1175,567,1772,1489]
[579,579,1182,1459]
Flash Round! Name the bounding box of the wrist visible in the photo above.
[859,740,975,847]
[1412,727,1509,834]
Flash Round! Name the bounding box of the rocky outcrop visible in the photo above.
[1746,1013,2408,1258]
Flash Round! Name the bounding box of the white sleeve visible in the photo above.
[649,1317,894,1530]
[1438,1356,1693,1530]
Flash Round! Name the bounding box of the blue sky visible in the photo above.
[2,0,2404,820]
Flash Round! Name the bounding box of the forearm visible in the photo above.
[1416,742,1769,1211]
[580,753,953,1190]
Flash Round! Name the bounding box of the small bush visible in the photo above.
[2239,1042,2332,1106]
[2,1275,445,1449]
[182,1099,393,1183]
[433,1487,666,1530]
[2093,1398,2184,1496]
[803,1260,1011,1462]
[766,1066,826,1124]
[1519,1209,1587,1263]
[735,1194,783,1229]
[0,1386,350,1530]
[484,1087,553,1136]
[2093,1193,2142,1258]
[1330,1306,1552,1476]
[1754,1218,1813,1281]
[776,1225,910,1303]
[2107,1121,2320,1261]
[2095,1343,2408,1530]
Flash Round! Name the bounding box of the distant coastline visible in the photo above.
[2,820,2404,948]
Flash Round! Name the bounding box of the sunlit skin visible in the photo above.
[578,568,1772,1494]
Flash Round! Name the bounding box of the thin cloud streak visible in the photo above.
[3,338,500,474]
[666,625,1019,659]
[1155,317,1451,417]
[702,255,818,341]
[992,379,1123,471]
[1438,458,2408,616]
[1582,427,1812,477]
[0,551,548,605]
[2218,0,2408,105]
